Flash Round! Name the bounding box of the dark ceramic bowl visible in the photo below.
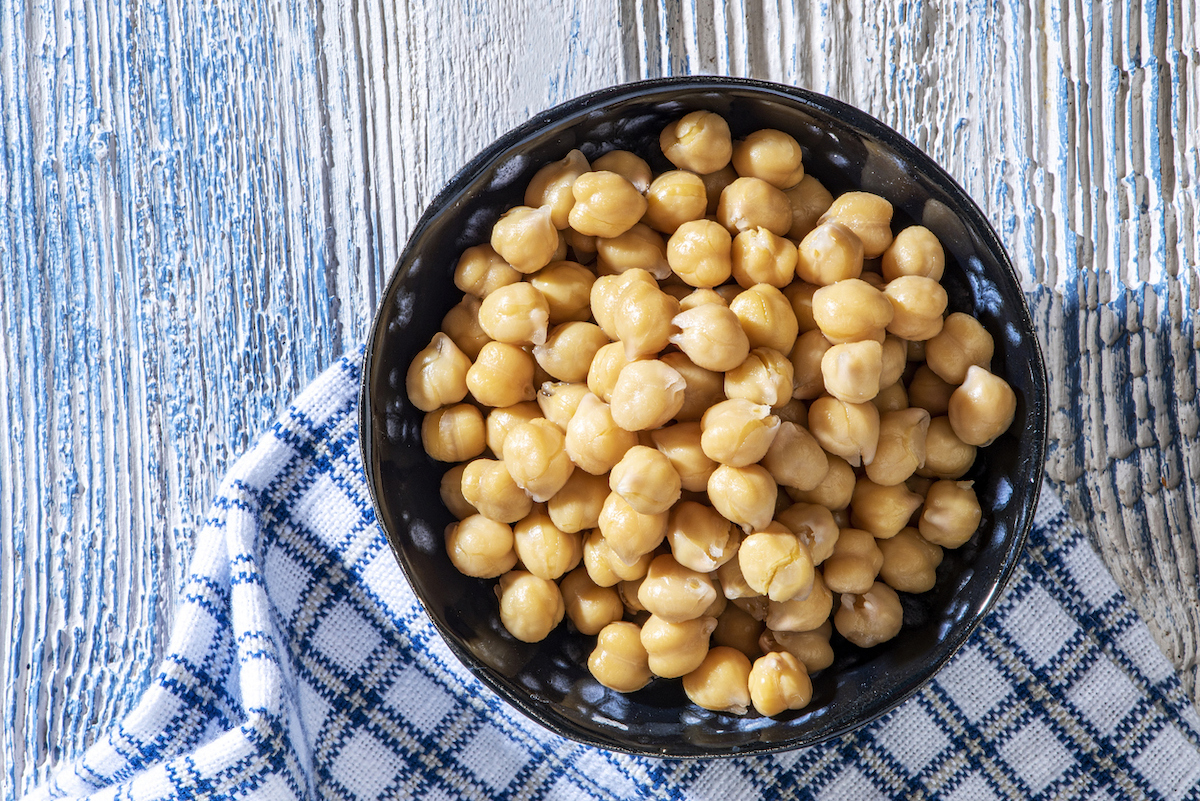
[361,77,1048,757]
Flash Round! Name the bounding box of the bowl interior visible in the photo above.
[361,77,1048,757]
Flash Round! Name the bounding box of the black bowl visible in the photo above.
[360,77,1048,757]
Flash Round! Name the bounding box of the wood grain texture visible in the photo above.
[1,0,1196,796]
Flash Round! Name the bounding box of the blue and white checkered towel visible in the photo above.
[28,349,1200,801]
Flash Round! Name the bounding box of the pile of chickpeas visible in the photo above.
[407,110,1017,718]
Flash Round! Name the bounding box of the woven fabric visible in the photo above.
[29,350,1200,801]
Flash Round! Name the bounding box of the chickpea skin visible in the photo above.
[700,164,738,215]
[613,279,680,360]
[908,364,957,416]
[731,227,798,288]
[708,464,778,532]
[590,268,656,340]
[713,602,766,660]
[445,516,517,578]
[822,528,884,595]
[485,402,542,455]
[589,621,653,692]
[667,501,741,573]
[609,360,687,432]
[406,332,472,412]
[784,174,835,241]
[586,341,636,404]
[919,480,983,548]
[645,170,708,234]
[947,365,1017,446]
[422,404,486,463]
[732,128,805,189]
[565,393,638,475]
[834,581,904,648]
[926,312,995,384]
[765,570,832,632]
[439,463,475,520]
[683,647,753,714]
[795,221,865,286]
[568,171,648,238]
[560,567,625,636]
[749,651,813,716]
[660,110,733,174]
[818,191,894,258]
[789,329,833,400]
[466,342,536,408]
[496,571,565,643]
[649,422,718,493]
[670,304,751,372]
[881,224,945,282]
[738,522,815,602]
[786,454,856,511]
[582,529,654,587]
[717,177,793,236]
[454,243,522,299]
[491,205,560,274]
[610,445,682,515]
[667,219,734,288]
[524,149,591,229]
[878,527,944,593]
[763,623,835,674]
[512,509,583,581]
[532,322,609,384]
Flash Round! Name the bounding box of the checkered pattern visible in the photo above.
[28,350,1200,801]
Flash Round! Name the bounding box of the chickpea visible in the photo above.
[565,228,598,261]
[849,478,924,541]
[695,164,735,215]
[598,491,668,565]
[808,396,880,467]
[536,381,590,431]
[406,332,472,412]
[660,352,725,423]
[882,276,947,341]
[712,602,765,660]
[775,502,839,564]
[733,598,773,624]
[795,221,865,286]
[609,359,687,432]
[786,454,856,511]
[919,416,977,479]
[873,381,910,414]
[530,322,606,384]
[666,501,741,573]
[496,570,565,643]
[667,219,734,288]
[878,527,944,593]
[613,279,681,360]
[618,577,647,615]
[866,407,931,487]
[763,622,834,674]
[441,295,490,360]
[609,445,682,515]
[568,171,648,238]
[564,392,637,474]
[724,348,794,408]
[679,287,728,311]
[636,554,719,623]
[590,268,656,340]
[834,581,903,648]
[789,329,832,400]
[906,475,935,498]
[732,128,805,189]
[925,312,995,386]
[908,364,956,416]
[715,556,760,601]
[738,522,815,602]
[466,342,536,408]
[422,404,485,463]
[761,422,829,492]
[749,651,813,716]
[490,205,559,274]
[729,284,799,353]
[765,570,832,633]
[683,646,753,714]
[530,261,595,324]
[880,335,909,388]
[811,278,894,344]
[700,398,780,467]
[708,464,778,533]
[519,149,588,228]
[502,419,575,502]
[592,150,653,193]
[588,621,653,692]
[586,341,636,404]
[919,480,982,548]
[439,463,475,520]
[454,243,522,299]
[660,110,732,174]
[822,528,884,595]
[484,402,541,455]
[460,458,533,523]
[649,422,718,493]
[595,223,670,279]
[582,529,654,586]
[820,340,883,404]
[445,515,518,578]
[774,398,809,427]
[780,282,817,335]
[947,365,1017,446]
[784,174,834,241]
[511,508,582,581]
[546,469,609,534]
[641,614,718,678]
[818,191,894,258]
[881,225,945,282]
[670,304,751,372]
[644,170,708,233]
[717,177,793,236]
[859,269,886,290]
[731,228,798,289]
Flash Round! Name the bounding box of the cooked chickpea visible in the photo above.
[786,454,856,511]
[700,398,780,467]
[859,269,886,290]
[659,110,732,174]
[618,577,647,615]
[406,332,472,412]
[907,364,956,416]
[789,329,832,400]
[708,464,778,532]
[439,463,475,520]
[700,164,738,215]
[818,191,894,258]
[595,223,670,279]
[536,381,590,431]
[834,581,903,648]
[878,527,944,593]
[866,407,931,486]
[683,646,752,714]
[883,275,947,341]
[609,445,682,515]
[775,502,839,564]
[565,228,598,261]
[715,556,758,600]
[749,651,813,716]
[880,335,909,388]
[781,282,818,334]
[919,480,983,548]
[460,458,533,523]
[530,261,595,324]
[774,398,809,427]
[440,295,490,360]
[919,416,977,479]
[491,205,559,274]
[613,279,680,360]
[547,469,609,534]
[881,225,945,282]
[723,348,794,408]
[763,622,835,674]
[422,404,485,463]
[873,381,910,414]
[649,422,717,492]
[784,174,834,240]
[713,602,765,659]
[667,219,734,288]
[598,491,668,565]
[765,570,832,633]
[811,278,894,344]
[445,515,517,578]
[731,227,798,288]
[795,221,865,286]
[609,359,687,432]
[906,475,935,497]
[636,554,718,623]
[496,570,565,643]
[666,501,741,573]
[660,352,725,423]
[568,171,648,238]
[644,170,708,233]
[850,478,924,540]
[732,129,805,188]
[586,341,636,404]
[761,422,829,492]
[640,614,717,678]
[454,243,522,299]
[512,509,582,580]
[582,529,654,586]
[484,402,541,455]
[822,528,884,595]
[592,150,653,193]
[738,522,815,602]
[947,365,1017,446]
[564,393,638,474]
[590,268,656,340]
[678,287,728,311]
[524,149,590,228]
[532,322,609,384]
[729,284,799,353]
[466,342,535,408]
[502,419,575,502]
[588,621,653,691]
[820,340,883,404]
[926,312,995,385]
[670,304,751,372]
[717,177,793,236]
[808,396,880,467]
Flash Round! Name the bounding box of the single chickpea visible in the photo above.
[667,501,741,573]
[765,570,832,633]
[522,148,589,230]
[564,392,638,475]
[732,129,805,189]
[644,170,708,233]
[882,276,947,341]
[560,567,624,636]
[786,454,856,511]
[811,278,894,344]
[700,398,781,467]
[406,332,472,412]
[873,381,910,414]
[700,164,738,215]
[881,225,945,282]
[906,475,935,498]
[439,463,475,520]
[592,150,653,193]
[454,243,522,299]
[683,646,753,714]
[568,171,648,238]
[587,341,636,404]
[714,283,743,303]
[588,621,653,691]
[880,335,909,388]
[679,287,729,311]
[850,478,924,540]
[878,527,944,593]
[774,398,809,427]
[730,228,797,290]
[730,284,799,353]
[636,554,718,623]
[445,515,517,578]
[460,458,532,523]
[820,340,883,404]
[609,359,687,432]
[466,342,535,408]
[511,510,579,581]
[440,295,490,360]
[590,268,656,340]
[496,570,565,643]
[822,528,884,595]
[808,396,880,467]
[715,556,758,600]
[670,304,751,372]
[565,228,598,261]
[947,365,1017,446]
[926,312,995,385]
[859,269,886,290]
[725,348,794,408]
[667,219,734,288]
[763,622,834,674]
[717,177,793,236]
[595,223,670,279]
[502,419,575,502]
[713,602,766,660]
[865,407,931,487]
[641,614,718,678]
[529,261,596,324]
[661,352,726,423]
[795,221,865,286]
[907,364,957,416]
[547,469,609,534]
[422,404,485,463]
[789,329,833,400]
[598,491,668,565]
[708,464,778,532]
[784,174,834,241]
[582,529,654,586]
[484,402,542,455]
[536,381,591,431]
[749,651,813,716]
[834,581,903,648]
[775,502,839,564]
[660,110,733,174]
[649,422,718,492]
[618,576,647,615]
[491,205,559,274]
[919,416,977,479]
[614,279,681,360]
[761,423,829,492]
[610,445,682,515]
[919,480,983,548]
[818,191,894,258]
[738,522,815,602]
[532,322,609,383]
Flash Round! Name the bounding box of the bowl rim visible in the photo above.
[360,75,1049,757]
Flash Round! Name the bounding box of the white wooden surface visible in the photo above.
[2,0,1197,795]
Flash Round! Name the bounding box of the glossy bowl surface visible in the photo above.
[361,76,1048,757]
